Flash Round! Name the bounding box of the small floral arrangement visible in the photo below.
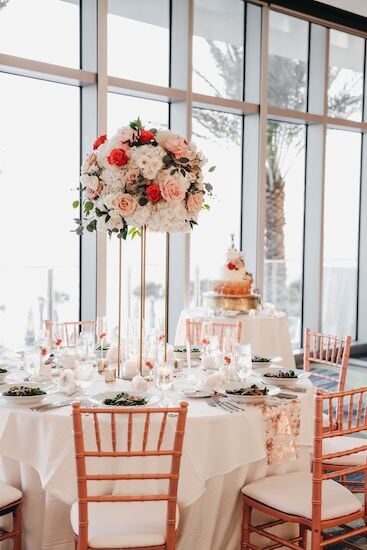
[227,257,244,271]
[73,117,214,238]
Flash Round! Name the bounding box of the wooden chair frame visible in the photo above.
[72,401,188,550]
[242,387,367,550]
[45,320,96,349]
[0,498,22,549]
[185,319,242,350]
[304,328,351,392]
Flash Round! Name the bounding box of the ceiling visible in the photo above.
[317,0,367,18]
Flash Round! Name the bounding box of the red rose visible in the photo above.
[139,129,155,143]
[227,262,235,270]
[107,148,128,167]
[93,134,107,150]
[146,183,161,203]
[224,356,231,365]
[41,347,47,357]
[56,338,62,347]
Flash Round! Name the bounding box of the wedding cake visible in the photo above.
[213,245,253,296]
[203,235,260,312]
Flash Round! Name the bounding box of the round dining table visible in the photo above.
[0,368,313,550]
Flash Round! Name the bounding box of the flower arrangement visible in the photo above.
[73,117,214,238]
[227,257,244,271]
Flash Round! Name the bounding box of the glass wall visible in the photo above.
[264,122,306,347]
[0,74,80,353]
[190,108,243,305]
[0,1,366,354]
[322,129,361,337]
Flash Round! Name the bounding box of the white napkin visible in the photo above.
[57,370,78,394]
[32,363,52,382]
[198,373,224,391]
[131,375,150,393]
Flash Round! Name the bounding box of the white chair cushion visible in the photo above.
[323,436,367,466]
[0,482,22,508]
[70,500,179,549]
[242,472,362,521]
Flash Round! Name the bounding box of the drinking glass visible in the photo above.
[24,352,41,379]
[154,363,173,405]
[234,343,252,381]
[75,360,94,396]
[223,328,235,355]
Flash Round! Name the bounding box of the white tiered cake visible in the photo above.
[214,239,253,296]
[203,235,260,312]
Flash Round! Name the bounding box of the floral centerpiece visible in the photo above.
[73,117,214,238]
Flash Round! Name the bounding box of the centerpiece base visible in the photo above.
[203,292,260,313]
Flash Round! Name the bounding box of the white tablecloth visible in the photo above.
[175,309,296,368]
[0,374,313,549]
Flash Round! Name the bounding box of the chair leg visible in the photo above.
[13,504,22,550]
[300,524,307,549]
[311,527,322,550]
[242,500,252,550]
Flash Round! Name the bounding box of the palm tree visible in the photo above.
[193,39,361,311]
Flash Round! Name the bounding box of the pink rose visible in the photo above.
[159,176,186,203]
[81,152,97,173]
[160,133,188,154]
[174,148,195,161]
[117,193,137,216]
[122,168,140,190]
[187,192,203,213]
[119,127,136,147]
[86,180,104,199]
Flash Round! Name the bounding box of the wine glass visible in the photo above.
[154,363,173,406]
[24,352,41,380]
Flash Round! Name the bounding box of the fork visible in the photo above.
[207,397,235,413]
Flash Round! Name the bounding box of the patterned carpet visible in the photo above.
[307,359,367,549]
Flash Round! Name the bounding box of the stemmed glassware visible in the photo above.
[233,343,252,381]
[154,362,173,406]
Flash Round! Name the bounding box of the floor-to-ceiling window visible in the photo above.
[1,0,366,354]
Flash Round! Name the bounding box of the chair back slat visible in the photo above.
[185,318,242,351]
[304,328,351,392]
[157,412,168,451]
[185,319,203,346]
[72,402,188,550]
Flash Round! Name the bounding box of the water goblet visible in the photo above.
[234,343,252,381]
[154,363,173,406]
[75,360,94,396]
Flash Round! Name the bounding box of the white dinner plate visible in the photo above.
[90,391,159,407]
[225,384,280,404]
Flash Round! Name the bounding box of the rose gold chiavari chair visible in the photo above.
[304,328,351,392]
[0,482,22,549]
[71,401,188,550]
[45,320,96,349]
[185,319,203,347]
[241,387,367,550]
[322,387,367,494]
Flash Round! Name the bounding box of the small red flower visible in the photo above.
[41,347,47,357]
[146,183,161,204]
[93,134,107,150]
[202,338,210,345]
[139,129,155,143]
[227,262,235,270]
[159,335,165,341]
[99,332,107,340]
[146,361,154,370]
[56,338,62,347]
[107,148,128,167]
[224,356,231,365]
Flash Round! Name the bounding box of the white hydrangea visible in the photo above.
[130,144,165,180]
[148,201,190,233]
[100,166,125,193]
[125,202,154,228]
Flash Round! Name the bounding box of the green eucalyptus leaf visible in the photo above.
[72,200,79,209]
